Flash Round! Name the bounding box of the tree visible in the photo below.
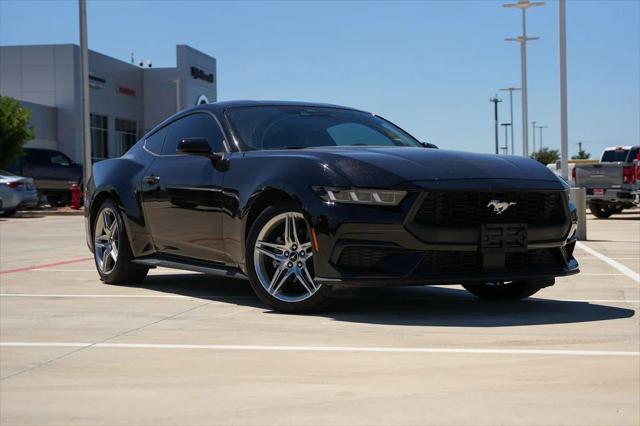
[0,96,34,167]
[571,149,591,160]
[530,147,560,165]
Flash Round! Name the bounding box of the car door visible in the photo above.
[140,113,228,262]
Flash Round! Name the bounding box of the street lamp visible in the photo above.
[501,123,512,155]
[537,125,548,150]
[503,0,545,157]
[531,120,537,152]
[500,87,520,156]
[490,96,502,154]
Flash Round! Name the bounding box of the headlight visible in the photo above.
[312,187,406,206]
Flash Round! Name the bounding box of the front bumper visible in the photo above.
[309,186,579,288]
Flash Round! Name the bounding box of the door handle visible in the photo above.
[143,175,160,185]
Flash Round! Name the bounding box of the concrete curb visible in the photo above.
[16,209,84,217]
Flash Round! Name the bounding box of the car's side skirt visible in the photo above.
[133,256,248,280]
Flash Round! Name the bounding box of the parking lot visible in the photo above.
[0,211,638,425]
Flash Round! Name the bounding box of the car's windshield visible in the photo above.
[226,106,422,150]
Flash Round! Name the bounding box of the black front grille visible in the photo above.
[416,250,482,274]
[337,247,391,268]
[415,248,566,275]
[506,248,566,271]
[413,191,566,227]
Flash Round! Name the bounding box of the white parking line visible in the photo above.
[0,293,190,299]
[576,242,640,283]
[1,341,637,357]
[1,294,638,304]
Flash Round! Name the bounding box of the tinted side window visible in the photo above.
[26,150,50,165]
[162,113,225,155]
[50,152,71,166]
[145,127,168,154]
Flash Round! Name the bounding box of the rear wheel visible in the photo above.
[462,281,544,301]
[589,201,613,219]
[93,199,148,284]
[246,203,332,313]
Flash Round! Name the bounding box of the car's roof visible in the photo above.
[197,100,365,113]
[603,146,639,150]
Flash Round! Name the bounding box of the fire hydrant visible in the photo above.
[70,183,82,210]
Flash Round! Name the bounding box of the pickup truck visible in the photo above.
[574,145,640,218]
[5,148,82,206]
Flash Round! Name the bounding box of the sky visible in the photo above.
[1,0,638,158]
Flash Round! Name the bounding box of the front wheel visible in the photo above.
[245,203,332,313]
[462,281,544,301]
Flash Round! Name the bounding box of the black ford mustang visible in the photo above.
[85,101,579,312]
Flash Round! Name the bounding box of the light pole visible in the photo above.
[504,0,545,157]
[500,87,520,156]
[559,0,569,179]
[490,96,502,154]
[537,125,548,150]
[79,0,91,186]
[531,120,537,153]
[501,123,512,154]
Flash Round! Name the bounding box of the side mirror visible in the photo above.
[177,138,221,161]
[420,141,438,149]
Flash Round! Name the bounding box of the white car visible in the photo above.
[0,170,39,217]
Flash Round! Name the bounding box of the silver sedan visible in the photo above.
[0,170,39,217]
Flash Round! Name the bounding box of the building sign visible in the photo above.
[117,86,136,97]
[196,94,209,105]
[89,75,106,89]
[191,66,214,83]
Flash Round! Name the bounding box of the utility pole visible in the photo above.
[559,0,569,179]
[504,0,545,157]
[490,96,502,154]
[500,87,520,156]
[501,123,512,154]
[79,0,91,187]
[538,125,548,149]
[532,120,537,153]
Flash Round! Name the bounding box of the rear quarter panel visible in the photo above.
[86,144,153,255]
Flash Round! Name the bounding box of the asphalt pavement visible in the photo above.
[1,210,638,425]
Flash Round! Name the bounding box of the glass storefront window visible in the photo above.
[90,114,108,161]
[115,118,137,156]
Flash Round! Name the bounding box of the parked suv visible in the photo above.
[574,145,640,218]
[6,148,82,205]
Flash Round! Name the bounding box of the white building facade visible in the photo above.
[0,44,217,164]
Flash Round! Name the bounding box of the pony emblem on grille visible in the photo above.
[487,200,517,214]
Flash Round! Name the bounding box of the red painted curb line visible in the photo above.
[0,257,94,275]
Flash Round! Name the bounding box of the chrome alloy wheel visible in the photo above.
[94,208,119,275]
[253,212,318,303]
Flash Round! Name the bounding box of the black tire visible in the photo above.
[462,281,544,301]
[93,199,148,285]
[611,205,624,214]
[589,201,613,219]
[1,209,17,217]
[245,202,332,313]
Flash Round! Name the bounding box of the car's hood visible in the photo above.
[256,147,563,188]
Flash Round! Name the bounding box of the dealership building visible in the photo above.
[0,44,217,164]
